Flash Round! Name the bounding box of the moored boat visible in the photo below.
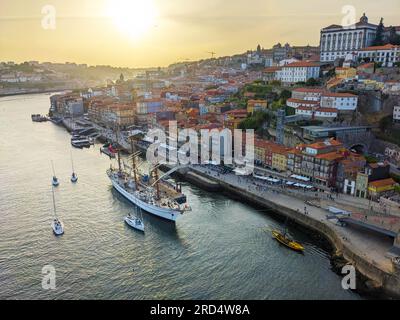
[50,186,64,236]
[71,138,91,148]
[100,143,116,158]
[271,230,304,252]
[52,218,64,236]
[70,151,78,183]
[31,114,48,122]
[51,161,60,187]
[124,211,144,232]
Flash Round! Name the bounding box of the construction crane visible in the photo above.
[206,51,216,58]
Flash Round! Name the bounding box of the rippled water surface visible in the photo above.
[0,94,361,299]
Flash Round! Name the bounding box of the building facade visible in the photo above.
[278,61,320,84]
[358,44,400,67]
[320,92,358,111]
[393,106,400,123]
[320,13,377,62]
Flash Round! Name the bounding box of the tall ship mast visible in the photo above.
[107,132,191,222]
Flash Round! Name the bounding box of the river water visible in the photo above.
[0,93,361,300]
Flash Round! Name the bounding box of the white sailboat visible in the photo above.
[51,160,59,187]
[125,207,145,232]
[70,152,78,183]
[50,186,64,236]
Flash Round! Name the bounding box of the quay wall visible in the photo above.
[183,171,222,192]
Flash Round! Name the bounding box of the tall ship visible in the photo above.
[107,139,191,222]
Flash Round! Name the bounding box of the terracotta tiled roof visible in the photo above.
[369,178,396,188]
[316,107,338,113]
[287,98,319,104]
[284,61,320,68]
[308,139,342,150]
[297,106,313,111]
[322,92,357,98]
[292,88,325,94]
[315,152,344,161]
[359,44,400,51]
[263,66,282,73]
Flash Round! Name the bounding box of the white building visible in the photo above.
[296,106,337,119]
[320,92,358,111]
[287,88,358,112]
[286,98,319,109]
[277,61,320,84]
[393,106,400,123]
[320,13,377,62]
[358,44,400,67]
[291,88,325,101]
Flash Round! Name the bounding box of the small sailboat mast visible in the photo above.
[51,186,64,236]
[152,165,161,200]
[51,160,56,177]
[70,151,78,182]
[52,186,57,219]
[115,125,122,173]
[130,137,138,190]
[51,160,59,186]
[71,151,75,173]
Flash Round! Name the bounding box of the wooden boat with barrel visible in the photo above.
[271,230,304,252]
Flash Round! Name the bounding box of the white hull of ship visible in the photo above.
[110,178,181,222]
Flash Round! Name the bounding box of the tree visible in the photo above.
[379,115,392,132]
[388,26,400,45]
[119,73,124,82]
[270,80,282,86]
[306,78,318,87]
[373,18,385,46]
[238,111,270,134]
[285,105,295,116]
[279,89,291,101]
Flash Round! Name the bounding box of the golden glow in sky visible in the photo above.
[105,0,158,40]
[0,0,399,68]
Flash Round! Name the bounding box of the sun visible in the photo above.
[105,0,158,40]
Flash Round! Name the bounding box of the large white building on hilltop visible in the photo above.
[320,13,378,62]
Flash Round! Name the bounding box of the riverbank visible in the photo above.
[0,88,69,98]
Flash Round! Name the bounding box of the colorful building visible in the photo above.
[247,100,268,114]
[335,67,357,80]
[368,178,397,199]
[271,145,289,172]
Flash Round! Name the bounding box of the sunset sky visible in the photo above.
[0,0,399,68]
